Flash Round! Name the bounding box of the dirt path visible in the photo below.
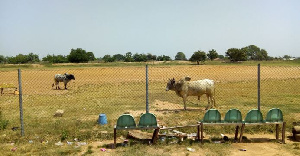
[80,133,297,156]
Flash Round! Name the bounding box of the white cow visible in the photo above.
[166,76,216,110]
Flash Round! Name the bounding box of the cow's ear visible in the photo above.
[184,76,191,81]
[172,78,175,83]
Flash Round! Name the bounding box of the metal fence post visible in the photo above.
[18,69,24,136]
[146,65,149,113]
[257,64,260,111]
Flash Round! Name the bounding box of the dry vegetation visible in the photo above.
[0,63,300,155]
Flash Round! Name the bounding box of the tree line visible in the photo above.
[0,45,295,64]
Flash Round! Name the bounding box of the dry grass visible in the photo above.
[0,64,300,155]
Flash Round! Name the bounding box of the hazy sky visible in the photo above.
[1,0,299,59]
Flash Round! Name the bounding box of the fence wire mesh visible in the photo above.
[0,64,299,141]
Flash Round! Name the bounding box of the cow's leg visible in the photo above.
[211,95,216,108]
[64,82,67,90]
[183,95,187,110]
[205,94,210,110]
[55,82,59,90]
[212,88,216,107]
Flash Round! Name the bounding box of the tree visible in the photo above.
[242,45,268,60]
[267,56,274,60]
[207,49,218,61]
[67,48,89,63]
[257,49,268,60]
[113,54,125,61]
[225,48,247,62]
[15,54,28,64]
[6,56,16,64]
[283,55,291,60]
[189,50,207,65]
[156,55,171,61]
[42,54,68,63]
[55,55,68,63]
[4,54,27,64]
[86,52,95,61]
[4,53,40,64]
[102,55,115,62]
[124,52,134,62]
[218,55,225,59]
[27,53,40,63]
[175,52,187,60]
[133,53,147,62]
[151,54,157,61]
[0,55,5,63]
[42,55,53,62]
[146,53,156,61]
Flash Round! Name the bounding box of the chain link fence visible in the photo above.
[0,64,299,141]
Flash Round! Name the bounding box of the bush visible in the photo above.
[0,111,9,130]
[61,130,69,141]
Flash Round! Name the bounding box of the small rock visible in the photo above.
[55,141,63,146]
[67,141,73,145]
[187,147,195,152]
[11,147,17,152]
[54,110,64,117]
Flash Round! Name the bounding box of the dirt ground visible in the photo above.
[80,133,297,156]
[80,100,298,156]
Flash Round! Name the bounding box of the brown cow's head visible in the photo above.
[166,78,176,91]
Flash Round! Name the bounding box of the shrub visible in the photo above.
[0,111,9,130]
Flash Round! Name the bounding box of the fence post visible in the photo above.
[257,64,260,111]
[146,65,149,113]
[18,69,24,136]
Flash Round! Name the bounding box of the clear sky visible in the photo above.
[1,0,299,59]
